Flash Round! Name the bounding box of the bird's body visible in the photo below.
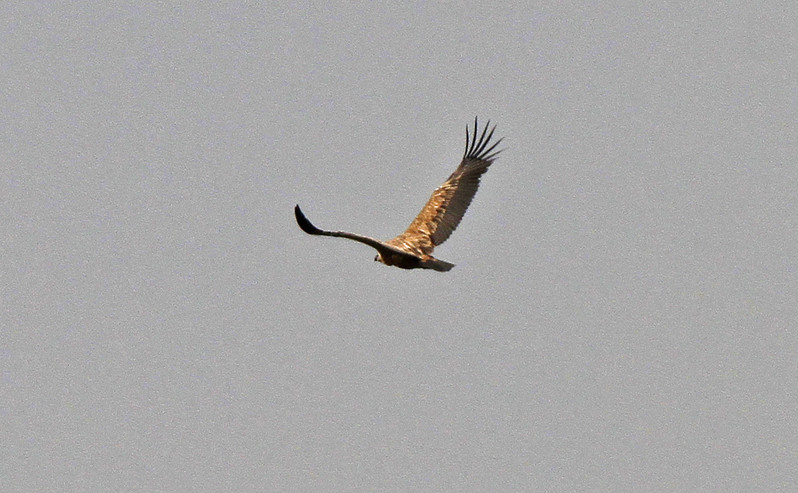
[295,118,503,272]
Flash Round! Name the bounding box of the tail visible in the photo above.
[423,257,455,272]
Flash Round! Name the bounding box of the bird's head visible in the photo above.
[374,254,385,264]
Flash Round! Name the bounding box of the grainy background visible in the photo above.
[2,2,796,491]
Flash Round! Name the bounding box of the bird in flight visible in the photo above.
[295,117,503,271]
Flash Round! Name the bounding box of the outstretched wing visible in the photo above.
[397,117,502,249]
[294,205,419,260]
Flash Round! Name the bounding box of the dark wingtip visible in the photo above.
[294,204,323,235]
[464,117,503,162]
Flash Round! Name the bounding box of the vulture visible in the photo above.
[294,117,503,271]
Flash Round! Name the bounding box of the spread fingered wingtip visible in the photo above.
[464,117,503,161]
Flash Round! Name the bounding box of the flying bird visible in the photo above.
[295,117,503,271]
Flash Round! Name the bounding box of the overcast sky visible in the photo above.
[2,2,797,491]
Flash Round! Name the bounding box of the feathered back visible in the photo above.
[397,118,503,249]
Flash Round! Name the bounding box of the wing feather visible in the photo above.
[294,205,419,260]
[394,117,503,250]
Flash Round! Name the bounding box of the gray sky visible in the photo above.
[3,2,797,491]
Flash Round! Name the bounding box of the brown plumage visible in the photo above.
[295,117,503,271]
